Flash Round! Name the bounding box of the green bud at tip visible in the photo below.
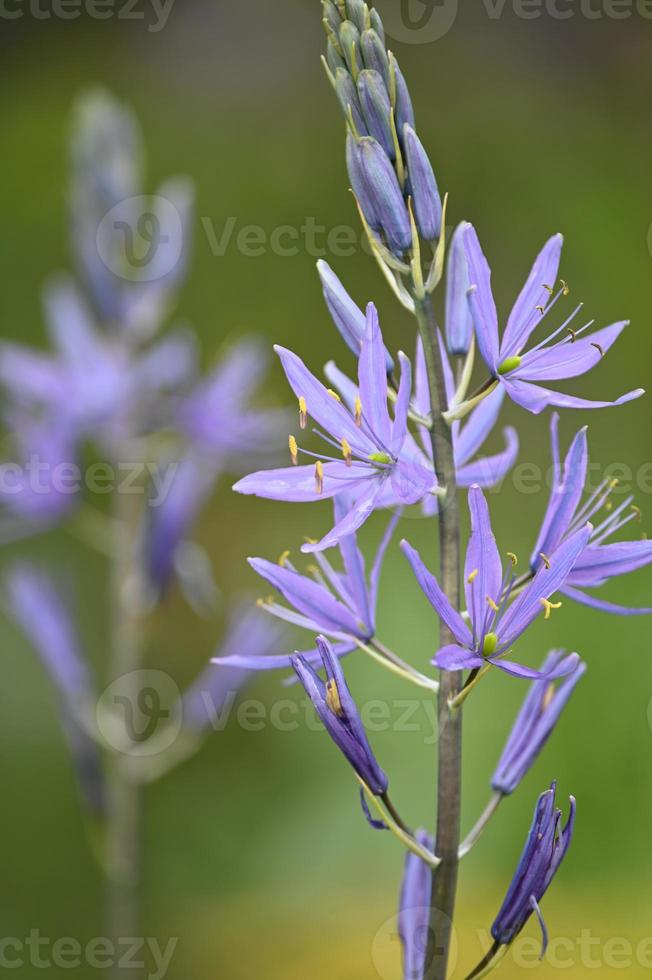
[368,451,392,465]
[497,356,522,376]
[482,632,499,657]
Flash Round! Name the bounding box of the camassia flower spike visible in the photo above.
[532,414,652,615]
[234,305,441,552]
[292,634,389,826]
[455,225,644,417]
[402,486,590,680]
[492,650,587,796]
[466,784,576,979]
[216,499,399,673]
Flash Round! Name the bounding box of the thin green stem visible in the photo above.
[413,294,462,980]
[459,792,503,859]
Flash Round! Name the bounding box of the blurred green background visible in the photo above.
[1,1,651,977]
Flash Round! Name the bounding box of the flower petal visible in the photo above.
[532,424,588,563]
[401,540,472,646]
[490,652,580,681]
[455,385,506,466]
[233,462,375,503]
[517,322,629,382]
[358,304,392,449]
[302,478,388,553]
[501,378,645,415]
[465,486,503,639]
[463,224,500,372]
[561,584,652,616]
[434,645,484,671]
[501,234,563,359]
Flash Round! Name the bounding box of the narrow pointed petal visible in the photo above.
[434,645,484,672]
[302,478,387,553]
[502,378,645,415]
[517,322,630,382]
[390,351,412,454]
[568,539,652,584]
[333,495,373,631]
[464,225,500,371]
[217,639,357,673]
[446,222,474,356]
[234,462,375,503]
[501,234,564,359]
[399,829,435,980]
[369,510,401,614]
[358,305,392,447]
[401,540,473,646]
[561,584,652,616]
[532,425,588,563]
[490,652,580,681]
[465,486,503,633]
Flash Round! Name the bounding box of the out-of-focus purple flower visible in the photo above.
[403,125,442,243]
[467,784,575,976]
[183,605,284,732]
[317,260,394,373]
[446,222,474,357]
[347,136,412,256]
[399,829,434,980]
[0,278,197,452]
[492,651,586,796]
[532,414,652,614]
[5,565,104,814]
[70,89,193,340]
[234,306,439,553]
[178,338,289,469]
[292,635,389,820]
[463,225,644,415]
[216,498,398,673]
[402,486,589,680]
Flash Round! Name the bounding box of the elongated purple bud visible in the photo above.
[446,222,474,355]
[392,58,416,133]
[327,39,347,74]
[317,260,394,372]
[357,136,412,255]
[345,0,368,32]
[399,830,434,980]
[403,125,441,242]
[338,20,362,76]
[335,69,368,136]
[358,69,395,159]
[370,7,385,45]
[346,133,382,231]
[360,28,390,84]
[322,0,341,33]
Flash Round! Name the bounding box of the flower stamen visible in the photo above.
[467,568,479,584]
[539,553,551,570]
[289,434,299,466]
[506,552,519,567]
[278,550,291,567]
[354,395,363,427]
[299,396,308,430]
[540,598,563,620]
[341,438,353,466]
[315,460,324,494]
[326,678,345,717]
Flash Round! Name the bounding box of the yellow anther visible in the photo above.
[289,434,299,466]
[540,598,563,620]
[605,501,613,512]
[278,550,291,567]
[543,284,554,294]
[256,597,267,608]
[539,553,552,570]
[299,396,308,430]
[642,532,648,541]
[467,568,479,584]
[304,536,318,545]
[567,328,577,343]
[307,564,321,577]
[315,460,324,494]
[507,552,519,567]
[354,395,363,427]
[327,388,341,402]
[326,678,345,718]
[486,596,500,613]
[610,478,620,489]
[542,683,556,712]
[536,305,546,315]
[341,438,353,467]
[560,279,570,296]
[591,343,605,358]
[631,505,642,522]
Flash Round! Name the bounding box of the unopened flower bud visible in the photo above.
[446,222,474,356]
[338,20,362,76]
[356,136,412,255]
[403,125,441,241]
[369,7,385,45]
[360,28,390,84]
[346,133,382,231]
[327,39,347,75]
[391,56,416,133]
[317,260,394,372]
[357,69,395,159]
[336,69,368,136]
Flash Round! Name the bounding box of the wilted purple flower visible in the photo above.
[492,650,586,796]
[463,225,644,414]
[183,605,284,732]
[292,634,389,821]
[446,222,474,357]
[317,260,394,372]
[5,565,104,814]
[467,784,575,976]
[234,306,439,553]
[402,486,589,680]
[399,829,435,980]
[70,89,193,340]
[216,499,398,673]
[347,136,412,255]
[532,414,652,614]
[403,125,442,243]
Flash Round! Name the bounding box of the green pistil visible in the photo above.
[369,451,392,465]
[482,632,499,657]
[497,356,522,376]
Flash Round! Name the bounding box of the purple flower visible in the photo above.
[403,125,442,243]
[401,486,589,680]
[486,784,575,963]
[399,829,435,980]
[347,136,412,256]
[446,222,474,357]
[532,414,652,615]
[292,635,389,818]
[233,306,439,552]
[184,605,284,732]
[215,499,398,673]
[492,650,586,796]
[463,225,644,415]
[5,565,104,814]
[70,89,193,340]
[317,260,394,372]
